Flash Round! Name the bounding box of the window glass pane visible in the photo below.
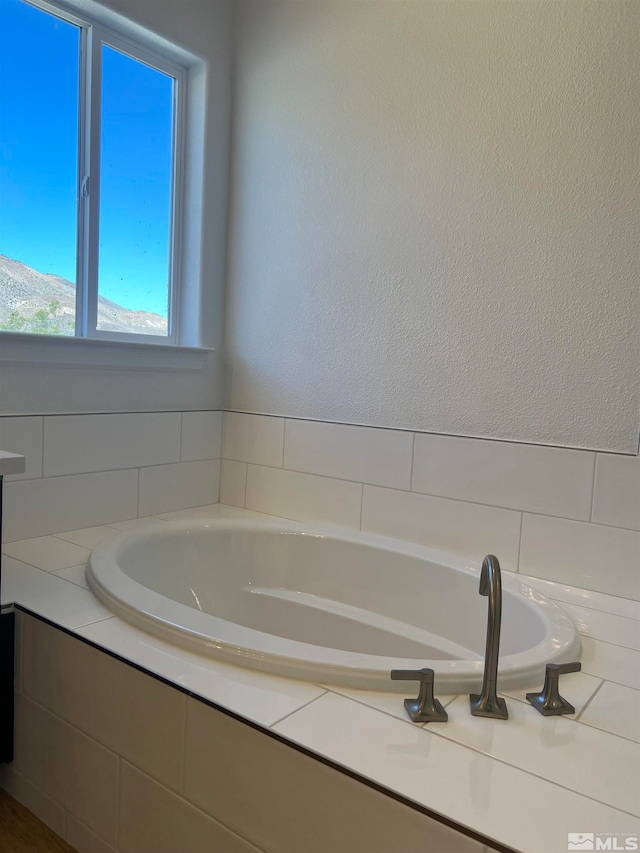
[98,45,173,336]
[0,0,79,336]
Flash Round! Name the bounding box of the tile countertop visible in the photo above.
[0,450,25,477]
[2,504,639,853]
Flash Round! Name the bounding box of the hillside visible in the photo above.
[0,255,168,336]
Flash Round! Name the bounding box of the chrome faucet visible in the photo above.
[470,555,508,719]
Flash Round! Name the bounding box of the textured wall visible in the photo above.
[225,0,639,452]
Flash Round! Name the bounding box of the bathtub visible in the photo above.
[87,518,581,692]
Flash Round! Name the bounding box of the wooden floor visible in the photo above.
[0,791,78,853]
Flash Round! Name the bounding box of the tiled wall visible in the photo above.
[221,413,640,601]
[1,613,494,853]
[0,411,222,542]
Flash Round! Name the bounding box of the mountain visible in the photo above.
[0,255,168,336]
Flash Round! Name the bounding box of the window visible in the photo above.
[0,0,184,343]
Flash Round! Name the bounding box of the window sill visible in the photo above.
[0,332,213,372]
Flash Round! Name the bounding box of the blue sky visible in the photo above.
[0,0,173,317]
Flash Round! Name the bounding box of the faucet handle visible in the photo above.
[390,668,448,723]
[526,662,582,716]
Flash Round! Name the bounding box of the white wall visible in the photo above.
[0,0,233,415]
[225,0,639,453]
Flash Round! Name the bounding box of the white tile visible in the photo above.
[3,535,90,571]
[437,696,639,815]
[579,681,640,742]
[219,459,247,507]
[592,454,640,530]
[107,516,165,531]
[22,615,187,791]
[153,504,222,521]
[52,565,89,589]
[0,765,66,838]
[0,449,25,476]
[518,573,640,621]
[65,815,118,853]
[12,693,118,843]
[503,672,603,718]
[519,514,640,600]
[361,486,521,572]
[54,525,117,550]
[138,460,220,516]
[43,412,181,476]
[214,504,283,522]
[222,412,284,467]
[1,557,111,627]
[559,602,640,651]
[325,684,458,724]
[0,416,43,480]
[413,434,594,520]
[2,469,139,542]
[77,616,325,729]
[284,419,413,490]
[273,691,639,853]
[580,637,640,691]
[186,697,485,853]
[119,762,258,853]
[181,410,222,461]
[245,464,362,528]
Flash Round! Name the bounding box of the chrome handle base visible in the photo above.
[526,662,582,716]
[390,668,448,723]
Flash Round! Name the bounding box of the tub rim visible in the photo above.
[87,516,581,692]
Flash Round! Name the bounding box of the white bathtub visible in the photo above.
[87,518,581,692]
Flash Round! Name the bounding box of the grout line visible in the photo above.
[24,450,629,532]
[322,686,460,727]
[243,463,248,507]
[298,687,640,819]
[575,679,606,722]
[324,687,420,726]
[579,634,640,654]
[71,614,117,631]
[221,460,632,528]
[180,696,189,795]
[40,415,45,479]
[589,452,597,522]
[135,467,141,517]
[421,717,640,817]
[222,411,635,456]
[409,432,416,491]
[179,411,184,462]
[541,591,640,622]
[576,717,640,745]
[6,457,220,483]
[281,419,286,468]
[515,512,524,572]
[268,690,329,729]
[118,759,268,853]
[114,756,120,850]
[560,599,640,628]
[359,483,364,530]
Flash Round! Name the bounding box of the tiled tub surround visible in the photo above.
[2,506,640,853]
[220,413,640,600]
[0,411,222,542]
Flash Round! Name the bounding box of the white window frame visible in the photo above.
[12,0,186,346]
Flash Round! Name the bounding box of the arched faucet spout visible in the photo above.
[470,555,509,719]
